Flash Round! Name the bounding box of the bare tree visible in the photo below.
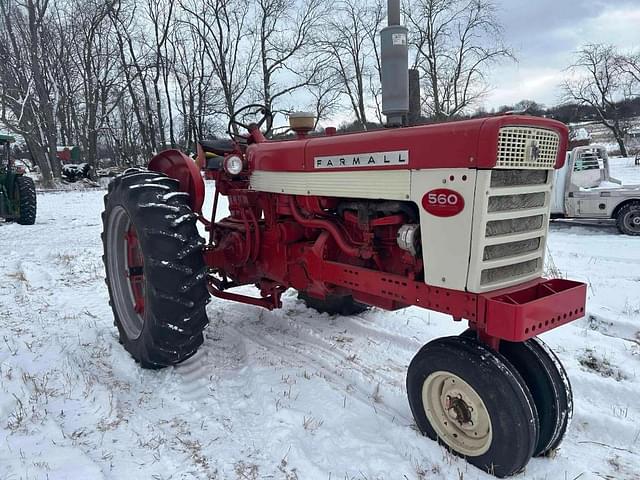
[305,62,343,128]
[109,0,159,158]
[181,0,256,133]
[0,0,61,183]
[145,0,174,148]
[318,0,385,129]
[562,44,630,157]
[406,0,513,119]
[618,50,640,97]
[171,18,223,147]
[251,0,325,126]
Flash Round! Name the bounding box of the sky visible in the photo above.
[483,0,640,109]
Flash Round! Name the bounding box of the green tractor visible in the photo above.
[0,134,36,225]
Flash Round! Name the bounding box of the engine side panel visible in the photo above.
[249,170,410,200]
[409,169,478,290]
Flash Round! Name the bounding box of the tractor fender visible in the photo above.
[148,149,205,214]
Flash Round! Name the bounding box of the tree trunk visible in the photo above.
[614,132,628,157]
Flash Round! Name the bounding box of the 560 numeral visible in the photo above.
[427,193,459,206]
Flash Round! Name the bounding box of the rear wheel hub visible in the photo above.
[106,206,145,339]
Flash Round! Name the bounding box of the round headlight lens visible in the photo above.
[224,155,244,175]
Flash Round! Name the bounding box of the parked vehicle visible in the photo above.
[61,162,94,182]
[551,145,640,235]
[0,134,36,225]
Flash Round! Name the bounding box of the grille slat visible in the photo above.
[490,169,548,187]
[488,193,546,213]
[481,258,542,286]
[486,215,544,237]
[497,127,560,169]
[483,237,541,261]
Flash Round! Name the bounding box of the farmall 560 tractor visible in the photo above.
[102,3,587,477]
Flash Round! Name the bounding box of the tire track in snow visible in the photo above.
[225,312,414,427]
[338,313,426,352]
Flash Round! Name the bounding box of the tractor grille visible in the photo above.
[496,127,560,169]
[468,168,552,292]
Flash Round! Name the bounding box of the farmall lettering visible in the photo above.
[314,150,409,169]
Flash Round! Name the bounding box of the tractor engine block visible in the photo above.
[206,192,424,309]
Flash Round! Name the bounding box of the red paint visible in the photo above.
[125,226,145,315]
[482,279,587,341]
[149,149,205,213]
[422,189,465,217]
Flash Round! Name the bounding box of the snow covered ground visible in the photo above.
[1,159,639,480]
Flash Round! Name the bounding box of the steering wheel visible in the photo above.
[227,104,273,142]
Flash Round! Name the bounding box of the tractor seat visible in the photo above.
[199,139,236,156]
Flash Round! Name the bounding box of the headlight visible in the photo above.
[224,155,244,176]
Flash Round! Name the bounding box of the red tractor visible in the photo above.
[102,3,585,476]
[102,105,586,477]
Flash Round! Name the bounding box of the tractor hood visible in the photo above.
[247,115,569,173]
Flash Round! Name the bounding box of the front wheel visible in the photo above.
[407,336,539,478]
[616,201,640,236]
[460,331,572,457]
[102,169,210,368]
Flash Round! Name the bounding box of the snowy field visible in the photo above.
[1,158,639,480]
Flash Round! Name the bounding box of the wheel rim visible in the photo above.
[106,206,145,339]
[422,371,493,456]
[624,210,640,234]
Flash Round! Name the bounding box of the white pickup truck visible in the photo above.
[551,145,640,235]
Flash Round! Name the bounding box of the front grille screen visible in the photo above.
[486,215,544,237]
[497,127,559,169]
[488,192,546,212]
[483,237,541,261]
[481,258,541,285]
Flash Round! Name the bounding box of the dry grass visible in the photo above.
[544,247,564,279]
[578,349,627,381]
[302,415,324,432]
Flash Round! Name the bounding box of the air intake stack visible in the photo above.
[381,0,409,127]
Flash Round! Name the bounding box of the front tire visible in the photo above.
[616,201,640,236]
[102,169,209,368]
[14,175,36,225]
[407,336,539,478]
[460,331,573,457]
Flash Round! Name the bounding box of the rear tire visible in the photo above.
[14,175,36,225]
[102,169,209,368]
[407,336,539,478]
[616,201,640,236]
[298,292,368,316]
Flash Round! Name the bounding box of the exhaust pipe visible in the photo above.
[381,0,409,127]
[387,0,401,25]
